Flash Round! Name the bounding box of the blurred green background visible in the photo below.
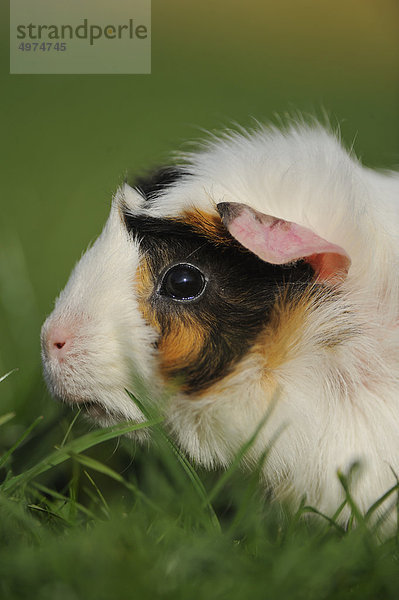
[1,0,398,424]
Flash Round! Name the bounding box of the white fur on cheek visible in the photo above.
[41,199,159,424]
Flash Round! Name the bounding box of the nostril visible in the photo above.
[44,324,74,358]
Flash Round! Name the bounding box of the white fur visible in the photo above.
[42,123,399,531]
[41,200,159,426]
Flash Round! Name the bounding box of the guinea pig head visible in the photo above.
[41,162,353,450]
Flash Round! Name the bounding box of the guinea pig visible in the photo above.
[41,122,399,529]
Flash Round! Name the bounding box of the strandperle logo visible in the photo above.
[16,18,148,46]
[10,0,151,74]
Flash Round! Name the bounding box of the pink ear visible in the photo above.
[217,203,350,283]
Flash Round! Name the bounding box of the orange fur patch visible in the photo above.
[190,292,312,398]
[255,290,309,372]
[135,259,159,331]
[135,257,208,387]
[255,287,351,373]
[176,209,239,247]
[158,319,206,374]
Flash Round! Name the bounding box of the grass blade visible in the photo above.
[0,415,44,469]
[32,482,98,521]
[337,466,366,529]
[0,368,18,384]
[0,412,15,427]
[301,505,346,534]
[1,418,161,494]
[365,482,399,521]
[69,451,161,512]
[84,470,110,518]
[60,408,83,447]
[126,389,221,533]
[206,396,281,507]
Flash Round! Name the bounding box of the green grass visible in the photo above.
[2,376,399,600]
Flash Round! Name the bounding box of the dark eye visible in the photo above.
[160,263,206,301]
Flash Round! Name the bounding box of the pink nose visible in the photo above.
[45,325,73,359]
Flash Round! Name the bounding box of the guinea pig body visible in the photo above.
[41,123,399,528]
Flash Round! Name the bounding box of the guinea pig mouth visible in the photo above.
[62,398,110,420]
[53,391,119,421]
[82,401,116,421]
[59,399,123,425]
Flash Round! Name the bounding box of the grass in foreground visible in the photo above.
[1,378,399,600]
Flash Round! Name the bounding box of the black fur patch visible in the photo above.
[128,166,185,203]
[124,210,315,394]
